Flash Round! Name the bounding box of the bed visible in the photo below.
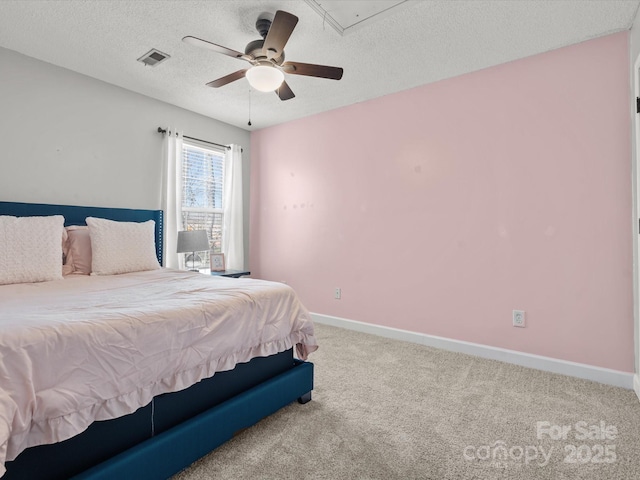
[0,201,317,480]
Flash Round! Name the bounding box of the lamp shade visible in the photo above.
[176,230,210,253]
[246,65,285,92]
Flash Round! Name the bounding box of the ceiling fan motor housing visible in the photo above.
[244,39,284,64]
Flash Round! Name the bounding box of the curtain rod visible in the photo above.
[157,127,231,151]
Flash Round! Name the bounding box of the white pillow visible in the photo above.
[0,215,65,285]
[86,217,160,275]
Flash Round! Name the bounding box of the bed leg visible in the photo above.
[297,392,312,404]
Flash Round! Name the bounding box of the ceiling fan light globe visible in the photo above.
[246,65,284,92]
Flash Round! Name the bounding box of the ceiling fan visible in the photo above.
[183,10,343,101]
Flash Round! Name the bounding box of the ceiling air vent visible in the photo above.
[137,49,170,67]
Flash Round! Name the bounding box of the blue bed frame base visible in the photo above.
[72,361,314,480]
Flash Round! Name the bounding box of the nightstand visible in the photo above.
[210,269,251,278]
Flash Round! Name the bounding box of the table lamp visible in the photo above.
[177,230,210,271]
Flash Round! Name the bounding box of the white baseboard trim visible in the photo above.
[311,313,635,390]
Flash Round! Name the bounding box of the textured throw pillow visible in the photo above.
[86,217,160,275]
[0,215,65,285]
[63,225,92,275]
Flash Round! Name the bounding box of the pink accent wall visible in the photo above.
[250,32,633,372]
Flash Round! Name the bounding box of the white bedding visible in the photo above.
[0,269,317,475]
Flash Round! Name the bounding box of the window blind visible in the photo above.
[181,141,225,262]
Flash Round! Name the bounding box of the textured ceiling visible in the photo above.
[0,0,638,131]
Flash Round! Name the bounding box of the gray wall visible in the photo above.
[0,46,251,266]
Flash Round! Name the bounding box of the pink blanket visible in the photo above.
[0,269,317,475]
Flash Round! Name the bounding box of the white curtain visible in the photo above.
[222,144,244,270]
[161,128,183,269]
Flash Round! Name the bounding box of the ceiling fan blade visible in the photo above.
[281,61,343,80]
[183,36,247,60]
[263,11,298,59]
[276,81,295,101]
[206,69,248,88]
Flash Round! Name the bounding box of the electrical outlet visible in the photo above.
[513,310,525,328]
[334,288,341,300]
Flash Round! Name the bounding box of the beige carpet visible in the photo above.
[173,323,640,480]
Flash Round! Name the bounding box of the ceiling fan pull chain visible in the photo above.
[248,87,252,127]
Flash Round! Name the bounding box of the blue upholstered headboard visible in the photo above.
[0,201,164,265]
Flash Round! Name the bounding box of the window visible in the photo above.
[181,141,225,268]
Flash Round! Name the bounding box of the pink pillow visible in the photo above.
[62,227,68,253]
[61,227,69,274]
[63,226,92,275]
